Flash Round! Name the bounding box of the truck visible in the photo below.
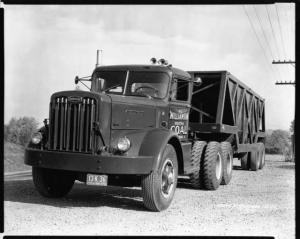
[25,57,266,211]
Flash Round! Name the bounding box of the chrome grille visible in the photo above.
[49,96,97,153]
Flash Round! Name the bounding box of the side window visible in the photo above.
[171,78,189,101]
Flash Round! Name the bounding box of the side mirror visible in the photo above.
[74,76,79,84]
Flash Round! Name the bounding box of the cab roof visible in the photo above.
[93,64,191,80]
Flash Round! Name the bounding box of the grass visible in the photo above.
[4,141,31,173]
[3,141,294,173]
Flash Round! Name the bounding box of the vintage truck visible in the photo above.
[25,58,266,211]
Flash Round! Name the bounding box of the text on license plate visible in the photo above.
[86,174,108,186]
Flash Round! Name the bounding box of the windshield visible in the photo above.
[91,71,127,95]
[91,71,170,99]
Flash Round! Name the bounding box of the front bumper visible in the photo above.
[25,148,154,175]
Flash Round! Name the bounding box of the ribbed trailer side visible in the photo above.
[188,71,265,154]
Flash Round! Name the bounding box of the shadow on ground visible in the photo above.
[4,179,146,211]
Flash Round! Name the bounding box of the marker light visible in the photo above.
[31,132,43,144]
[150,57,157,64]
[117,137,131,152]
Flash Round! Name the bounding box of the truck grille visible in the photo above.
[49,96,97,153]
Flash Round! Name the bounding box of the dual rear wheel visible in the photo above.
[240,143,265,171]
[190,141,233,190]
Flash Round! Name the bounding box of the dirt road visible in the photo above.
[4,155,295,238]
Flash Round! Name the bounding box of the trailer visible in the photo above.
[188,71,266,170]
[25,58,266,212]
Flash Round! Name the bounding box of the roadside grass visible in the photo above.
[3,141,294,173]
[4,141,31,173]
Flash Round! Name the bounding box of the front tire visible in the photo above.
[203,141,223,190]
[32,167,75,198]
[141,144,178,211]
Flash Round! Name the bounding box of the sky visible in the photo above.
[4,4,295,130]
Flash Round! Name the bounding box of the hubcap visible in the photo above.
[161,159,175,198]
[216,153,222,180]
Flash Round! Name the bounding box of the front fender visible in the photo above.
[139,128,181,172]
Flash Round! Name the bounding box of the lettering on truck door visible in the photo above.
[169,78,191,140]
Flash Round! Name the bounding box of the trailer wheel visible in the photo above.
[32,167,75,198]
[258,143,266,169]
[250,150,260,171]
[141,144,178,211]
[203,141,223,190]
[220,142,233,185]
[240,153,249,170]
[189,141,207,189]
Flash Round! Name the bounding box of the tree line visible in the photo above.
[4,117,294,158]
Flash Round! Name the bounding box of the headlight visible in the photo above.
[31,132,42,144]
[117,137,131,152]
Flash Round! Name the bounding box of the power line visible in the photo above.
[265,5,281,59]
[253,6,276,60]
[253,5,285,85]
[289,3,294,60]
[242,5,282,83]
[275,4,287,59]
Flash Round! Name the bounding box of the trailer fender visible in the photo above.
[138,128,182,173]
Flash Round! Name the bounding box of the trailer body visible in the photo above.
[188,71,265,154]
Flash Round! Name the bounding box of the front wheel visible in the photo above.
[32,167,75,198]
[141,144,178,211]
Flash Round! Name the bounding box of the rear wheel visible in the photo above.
[203,141,223,190]
[250,150,260,171]
[141,144,178,211]
[220,142,233,185]
[240,153,249,170]
[32,167,75,198]
[189,141,207,189]
[258,143,266,169]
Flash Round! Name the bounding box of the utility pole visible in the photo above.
[272,60,296,85]
[272,59,295,162]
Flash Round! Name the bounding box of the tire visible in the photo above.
[189,141,207,189]
[203,141,223,190]
[250,150,260,171]
[141,144,178,211]
[32,167,75,198]
[220,142,233,185]
[258,143,266,169]
[240,153,249,170]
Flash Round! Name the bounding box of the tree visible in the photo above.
[6,117,39,146]
[290,120,294,134]
[265,129,291,155]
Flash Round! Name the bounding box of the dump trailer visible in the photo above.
[25,59,265,211]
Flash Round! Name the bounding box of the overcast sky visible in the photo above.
[4,4,295,130]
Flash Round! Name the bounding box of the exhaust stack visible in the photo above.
[95,49,103,68]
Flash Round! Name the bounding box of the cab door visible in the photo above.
[168,77,192,141]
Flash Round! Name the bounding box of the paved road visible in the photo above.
[4,156,295,238]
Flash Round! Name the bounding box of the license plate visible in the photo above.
[86,174,108,186]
